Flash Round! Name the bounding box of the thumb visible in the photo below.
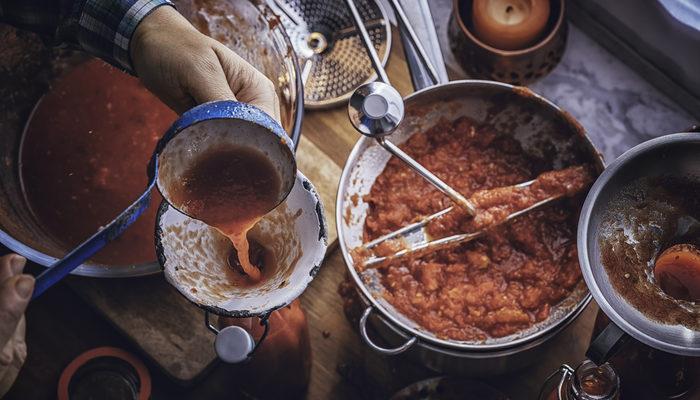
[212,44,281,123]
[0,274,33,353]
[186,51,239,106]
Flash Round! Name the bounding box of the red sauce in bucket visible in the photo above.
[20,60,176,266]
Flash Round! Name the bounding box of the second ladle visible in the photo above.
[344,0,477,216]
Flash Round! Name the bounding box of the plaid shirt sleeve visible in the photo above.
[0,0,174,73]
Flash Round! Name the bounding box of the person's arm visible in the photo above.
[0,1,279,118]
[0,0,172,72]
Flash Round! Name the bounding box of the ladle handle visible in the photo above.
[344,0,441,89]
[31,183,155,300]
[344,0,390,84]
[389,0,443,89]
[378,138,477,215]
[586,322,630,365]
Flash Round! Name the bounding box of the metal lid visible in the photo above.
[57,347,151,400]
[578,132,700,357]
[214,326,256,363]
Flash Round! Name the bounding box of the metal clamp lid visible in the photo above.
[538,364,574,400]
[205,311,272,364]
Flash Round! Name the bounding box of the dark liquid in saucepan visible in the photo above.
[21,60,175,266]
[169,145,281,282]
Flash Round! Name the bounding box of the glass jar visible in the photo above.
[540,360,620,400]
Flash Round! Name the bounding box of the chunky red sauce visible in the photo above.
[21,60,176,265]
[169,145,281,282]
[361,117,591,341]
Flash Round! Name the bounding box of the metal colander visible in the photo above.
[269,0,391,108]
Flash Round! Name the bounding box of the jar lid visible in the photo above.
[57,347,151,400]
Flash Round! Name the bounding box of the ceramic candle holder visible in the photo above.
[449,0,567,85]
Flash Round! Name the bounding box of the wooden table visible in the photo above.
[6,30,598,400]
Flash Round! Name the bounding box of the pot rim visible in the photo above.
[337,79,603,352]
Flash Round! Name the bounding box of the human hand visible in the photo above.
[130,6,280,120]
[0,254,34,368]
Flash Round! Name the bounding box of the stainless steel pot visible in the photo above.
[336,11,604,374]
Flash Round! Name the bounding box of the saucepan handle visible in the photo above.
[359,306,417,355]
[586,322,630,365]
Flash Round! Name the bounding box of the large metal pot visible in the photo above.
[0,0,303,277]
[336,78,604,374]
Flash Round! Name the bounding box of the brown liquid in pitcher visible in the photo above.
[170,145,281,282]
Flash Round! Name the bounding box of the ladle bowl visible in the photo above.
[155,100,297,215]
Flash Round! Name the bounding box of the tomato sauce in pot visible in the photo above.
[20,60,176,266]
[360,117,592,341]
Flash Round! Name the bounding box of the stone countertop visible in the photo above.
[429,0,694,163]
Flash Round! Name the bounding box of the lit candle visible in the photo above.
[472,0,550,50]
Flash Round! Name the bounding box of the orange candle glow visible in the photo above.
[472,0,550,50]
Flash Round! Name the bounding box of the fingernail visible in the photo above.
[15,275,34,299]
[10,255,26,275]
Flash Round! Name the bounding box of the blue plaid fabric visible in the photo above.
[0,0,173,72]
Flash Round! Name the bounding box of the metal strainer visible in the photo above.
[269,0,391,108]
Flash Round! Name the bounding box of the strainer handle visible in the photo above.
[586,322,630,365]
[359,306,417,355]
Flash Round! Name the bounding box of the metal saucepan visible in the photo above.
[579,131,700,363]
[0,0,303,278]
[336,2,604,375]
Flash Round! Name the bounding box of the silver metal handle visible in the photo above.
[344,0,390,84]
[387,0,440,86]
[538,364,574,400]
[378,138,477,215]
[359,306,417,355]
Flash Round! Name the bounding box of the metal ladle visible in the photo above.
[31,101,296,300]
[343,0,477,216]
